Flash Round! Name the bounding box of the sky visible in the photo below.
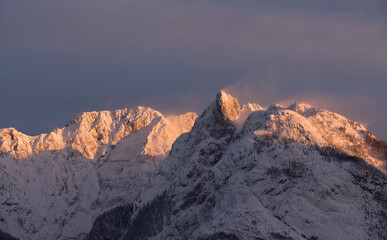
[1,0,387,140]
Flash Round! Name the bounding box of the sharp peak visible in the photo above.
[0,127,24,138]
[212,91,354,124]
[0,127,18,133]
[216,90,241,121]
[216,90,238,102]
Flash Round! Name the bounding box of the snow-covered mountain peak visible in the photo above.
[0,128,23,143]
[240,101,386,173]
[287,102,319,117]
[2,91,387,240]
[191,91,386,173]
[235,103,264,132]
[243,102,263,112]
[68,106,159,127]
[0,128,35,159]
[0,106,197,240]
[216,90,241,121]
[88,91,387,240]
[0,106,183,160]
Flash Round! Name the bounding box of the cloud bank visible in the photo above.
[0,0,386,140]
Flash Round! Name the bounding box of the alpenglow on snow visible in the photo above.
[88,91,387,240]
[0,91,386,240]
[0,107,197,240]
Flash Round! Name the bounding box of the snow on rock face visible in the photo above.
[0,107,168,160]
[216,90,241,121]
[0,107,197,240]
[88,91,387,240]
[244,102,387,173]
[236,102,263,132]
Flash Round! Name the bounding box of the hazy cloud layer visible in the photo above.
[1,0,386,140]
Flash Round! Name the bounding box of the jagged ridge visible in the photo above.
[0,107,197,240]
[88,91,387,240]
[0,107,197,160]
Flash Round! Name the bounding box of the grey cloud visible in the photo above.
[0,0,386,140]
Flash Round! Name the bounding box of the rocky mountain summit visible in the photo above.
[0,107,197,240]
[88,91,387,240]
[1,90,386,240]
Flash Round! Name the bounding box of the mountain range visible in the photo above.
[0,91,386,240]
[0,107,196,239]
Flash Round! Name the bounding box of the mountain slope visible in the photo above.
[88,91,387,240]
[0,107,197,240]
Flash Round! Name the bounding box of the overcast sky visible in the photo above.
[1,0,387,140]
